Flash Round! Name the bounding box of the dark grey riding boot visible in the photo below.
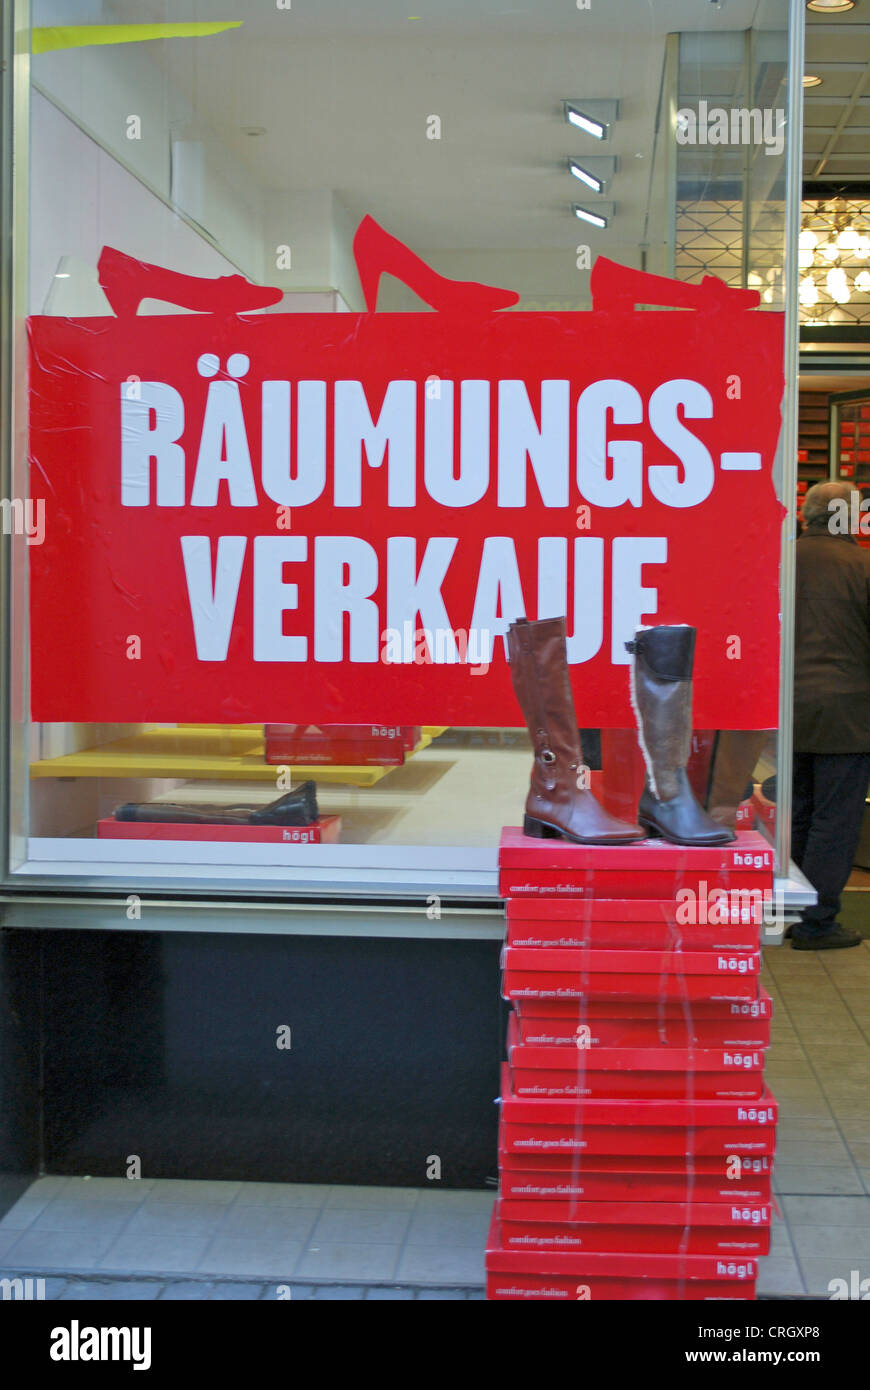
[626,626,736,846]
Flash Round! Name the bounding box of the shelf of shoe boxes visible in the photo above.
[797,399,870,550]
[486,829,776,1301]
[837,408,870,552]
[93,725,425,844]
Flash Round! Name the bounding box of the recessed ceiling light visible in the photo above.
[573,204,610,229]
[569,160,605,192]
[241,126,266,136]
[563,100,619,142]
[807,1,855,13]
[567,156,617,195]
[567,108,606,139]
[803,74,823,87]
[54,272,71,278]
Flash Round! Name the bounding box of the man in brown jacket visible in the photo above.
[790,480,870,949]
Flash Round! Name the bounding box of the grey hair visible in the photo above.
[802,479,857,527]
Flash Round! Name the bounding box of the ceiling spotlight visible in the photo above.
[855,270,870,292]
[573,203,611,229]
[567,156,617,192]
[567,108,606,138]
[855,235,870,259]
[563,100,619,142]
[799,246,815,268]
[803,74,823,87]
[799,229,818,250]
[807,1,855,13]
[838,225,859,250]
[570,161,604,191]
[821,240,841,261]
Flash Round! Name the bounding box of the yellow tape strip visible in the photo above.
[33,22,242,55]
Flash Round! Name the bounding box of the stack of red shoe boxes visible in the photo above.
[486,828,777,1301]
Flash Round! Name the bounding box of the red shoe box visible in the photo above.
[98,815,342,844]
[498,827,773,899]
[264,735,405,765]
[496,1197,771,1256]
[502,945,761,1003]
[265,723,420,749]
[513,993,773,1048]
[514,994,774,1022]
[498,1151,773,1203]
[503,1122,776,1158]
[501,869,772,900]
[506,1016,766,1100]
[499,1067,778,1157]
[486,1214,758,1300]
[506,897,762,952]
[500,1067,777,1125]
[504,945,761,975]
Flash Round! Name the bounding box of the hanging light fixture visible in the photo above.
[800,276,819,306]
[826,266,851,303]
[807,1,855,12]
[838,225,860,251]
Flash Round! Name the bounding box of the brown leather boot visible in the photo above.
[507,617,644,844]
[626,626,735,845]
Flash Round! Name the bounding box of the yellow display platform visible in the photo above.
[30,726,447,787]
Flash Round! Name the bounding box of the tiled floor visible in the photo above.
[760,936,870,1296]
[2,940,870,1299]
[0,1178,493,1292]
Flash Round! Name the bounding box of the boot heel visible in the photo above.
[638,818,662,839]
[523,815,560,839]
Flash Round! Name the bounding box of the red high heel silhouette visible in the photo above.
[352,214,520,313]
[97,246,284,318]
[591,257,760,313]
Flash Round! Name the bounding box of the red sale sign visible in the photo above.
[28,229,784,726]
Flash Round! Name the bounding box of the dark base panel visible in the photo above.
[39,929,506,1189]
[0,930,41,1219]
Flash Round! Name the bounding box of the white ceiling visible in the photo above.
[804,7,870,183]
[84,0,767,256]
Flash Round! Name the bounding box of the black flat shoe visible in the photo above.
[791,924,862,951]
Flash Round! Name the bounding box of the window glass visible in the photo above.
[10,0,795,897]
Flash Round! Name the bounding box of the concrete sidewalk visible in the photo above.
[2,945,870,1301]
